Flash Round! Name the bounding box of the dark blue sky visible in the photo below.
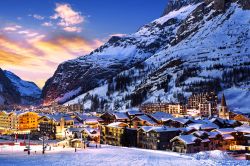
[0,0,168,39]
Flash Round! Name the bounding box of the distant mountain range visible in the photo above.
[38,0,249,113]
[0,68,41,106]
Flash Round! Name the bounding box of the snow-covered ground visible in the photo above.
[0,144,249,166]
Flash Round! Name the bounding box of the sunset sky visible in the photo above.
[0,0,167,88]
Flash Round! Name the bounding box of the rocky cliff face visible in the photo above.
[162,0,203,15]
[43,0,250,113]
[0,68,41,106]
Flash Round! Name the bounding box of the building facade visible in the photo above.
[188,92,218,117]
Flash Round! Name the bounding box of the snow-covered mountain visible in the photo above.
[43,0,250,113]
[0,68,41,105]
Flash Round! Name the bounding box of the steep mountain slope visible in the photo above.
[0,68,41,105]
[42,0,202,104]
[46,0,250,113]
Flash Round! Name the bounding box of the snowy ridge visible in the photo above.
[4,70,41,98]
[47,1,250,113]
[42,0,197,104]
[65,1,250,113]
[0,69,41,105]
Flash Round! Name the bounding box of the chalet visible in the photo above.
[100,112,116,125]
[233,114,250,125]
[165,118,193,128]
[235,126,250,135]
[52,114,74,140]
[179,127,197,135]
[101,122,128,146]
[131,115,157,128]
[113,112,130,123]
[149,112,173,124]
[100,112,130,125]
[38,115,56,139]
[126,109,144,119]
[215,128,245,149]
[188,122,219,132]
[77,114,102,128]
[137,126,181,150]
[171,135,210,153]
[209,117,241,128]
[82,127,100,143]
[207,131,224,150]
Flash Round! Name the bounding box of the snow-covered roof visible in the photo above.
[216,128,237,135]
[107,122,128,128]
[67,127,85,133]
[84,127,100,137]
[210,117,225,124]
[201,139,210,143]
[150,126,180,133]
[210,118,238,125]
[173,118,191,124]
[192,131,207,137]
[207,131,221,139]
[139,126,153,132]
[133,115,157,125]
[173,135,201,144]
[127,110,143,116]
[222,134,234,140]
[150,112,173,121]
[113,112,129,120]
[188,123,219,130]
[235,126,250,134]
[139,126,180,133]
[179,127,197,133]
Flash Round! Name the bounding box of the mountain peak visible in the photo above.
[162,0,202,15]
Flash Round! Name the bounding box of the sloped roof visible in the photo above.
[188,123,219,130]
[173,118,192,124]
[84,127,100,137]
[139,126,180,133]
[150,112,173,121]
[192,131,208,137]
[150,126,180,133]
[216,128,237,134]
[235,126,250,134]
[222,134,234,140]
[207,131,221,139]
[173,135,201,144]
[139,126,153,132]
[107,122,128,128]
[133,115,157,125]
[127,110,144,116]
[113,112,129,120]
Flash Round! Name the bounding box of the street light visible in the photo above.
[28,134,30,155]
[38,128,46,154]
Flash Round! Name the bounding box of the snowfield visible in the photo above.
[0,145,249,166]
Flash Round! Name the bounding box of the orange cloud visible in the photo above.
[0,34,103,88]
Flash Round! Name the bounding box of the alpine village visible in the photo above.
[0,0,250,165]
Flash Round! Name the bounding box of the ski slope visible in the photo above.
[0,145,249,166]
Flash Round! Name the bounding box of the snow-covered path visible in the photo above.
[0,145,249,166]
